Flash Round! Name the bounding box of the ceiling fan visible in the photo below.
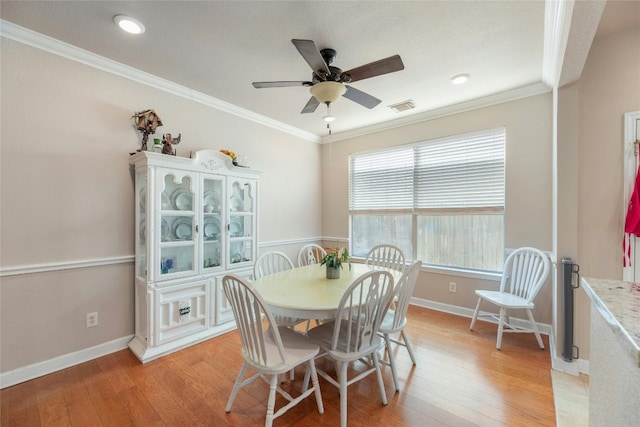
[252,39,405,118]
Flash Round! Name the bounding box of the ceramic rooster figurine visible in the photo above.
[162,133,181,155]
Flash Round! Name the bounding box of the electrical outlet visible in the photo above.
[449,282,457,293]
[86,312,98,328]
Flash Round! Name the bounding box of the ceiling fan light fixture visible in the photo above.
[450,73,470,85]
[309,81,346,104]
[114,15,145,34]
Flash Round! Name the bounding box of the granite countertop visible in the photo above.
[581,277,640,367]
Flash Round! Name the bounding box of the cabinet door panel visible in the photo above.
[156,281,209,345]
[202,175,224,272]
[154,169,198,281]
[227,178,257,269]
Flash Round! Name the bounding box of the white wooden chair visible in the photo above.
[469,247,550,350]
[253,251,294,279]
[222,274,324,427]
[304,270,395,427]
[365,244,406,274]
[253,250,307,380]
[378,260,421,391]
[297,243,327,267]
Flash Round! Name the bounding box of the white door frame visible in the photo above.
[623,110,640,282]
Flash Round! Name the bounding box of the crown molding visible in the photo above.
[0,20,321,144]
[322,81,551,143]
[542,0,574,88]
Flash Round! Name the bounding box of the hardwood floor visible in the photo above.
[1,306,555,426]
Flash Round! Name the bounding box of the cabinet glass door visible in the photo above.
[136,172,148,279]
[227,178,256,267]
[202,176,224,271]
[157,171,197,280]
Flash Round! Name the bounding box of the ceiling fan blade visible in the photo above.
[291,39,330,75]
[343,55,404,82]
[343,85,382,109]
[252,81,313,88]
[301,96,320,114]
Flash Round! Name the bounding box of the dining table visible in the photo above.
[250,263,403,321]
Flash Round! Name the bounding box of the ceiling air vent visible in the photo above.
[388,100,415,113]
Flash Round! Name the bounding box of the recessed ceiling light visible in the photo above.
[450,74,470,85]
[114,15,145,35]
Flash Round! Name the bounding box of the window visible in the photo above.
[349,128,505,272]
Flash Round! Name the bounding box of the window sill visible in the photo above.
[350,258,502,282]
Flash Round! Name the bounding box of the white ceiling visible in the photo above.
[1,1,636,141]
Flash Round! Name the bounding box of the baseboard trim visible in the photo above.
[0,335,133,389]
[410,297,552,335]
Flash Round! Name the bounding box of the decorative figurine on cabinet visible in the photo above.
[161,133,181,155]
[131,109,162,154]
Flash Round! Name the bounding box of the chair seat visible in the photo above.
[307,320,384,361]
[475,290,534,309]
[378,309,407,334]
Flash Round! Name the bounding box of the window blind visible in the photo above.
[349,128,505,212]
[349,146,414,211]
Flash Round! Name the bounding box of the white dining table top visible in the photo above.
[251,263,402,320]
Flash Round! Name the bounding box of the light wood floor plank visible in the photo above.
[1,306,556,426]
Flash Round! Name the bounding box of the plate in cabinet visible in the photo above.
[160,218,169,241]
[203,217,220,240]
[229,217,244,237]
[172,217,193,240]
[161,191,171,210]
[171,188,193,211]
[230,195,244,212]
[203,190,220,213]
[139,218,146,239]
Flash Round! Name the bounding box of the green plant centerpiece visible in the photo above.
[320,247,351,279]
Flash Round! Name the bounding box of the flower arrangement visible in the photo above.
[220,149,238,165]
[320,247,351,270]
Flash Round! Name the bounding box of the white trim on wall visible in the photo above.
[0,335,133,389]
[411,295,589,376]
[0,256,135,277]
[320,83,551,143]
[0,19,320,144]
[623,111,640,282]
[0,238,335,276]
[0,19,553,147]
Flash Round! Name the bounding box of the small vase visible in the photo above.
[326,265,341,279]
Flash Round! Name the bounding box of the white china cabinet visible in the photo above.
[129,150,260,362]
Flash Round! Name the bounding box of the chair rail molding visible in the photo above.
[0,256,135,277]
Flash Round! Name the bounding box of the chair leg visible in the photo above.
[470,297,482,330]
[527,309,545,349]
[400,330,417,366]
[308,359,325,414]
[265,374,278,427]
[496,307,506,350]
[226,364,247,412]
[302,365,310,392]
[372,350,388,406]
[384,333,400,392]
[338,361,349,427]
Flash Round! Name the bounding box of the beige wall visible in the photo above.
[577,25,640,279]
[560,24,640,364]
[320,94,554,324]
[0,39,322,373]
